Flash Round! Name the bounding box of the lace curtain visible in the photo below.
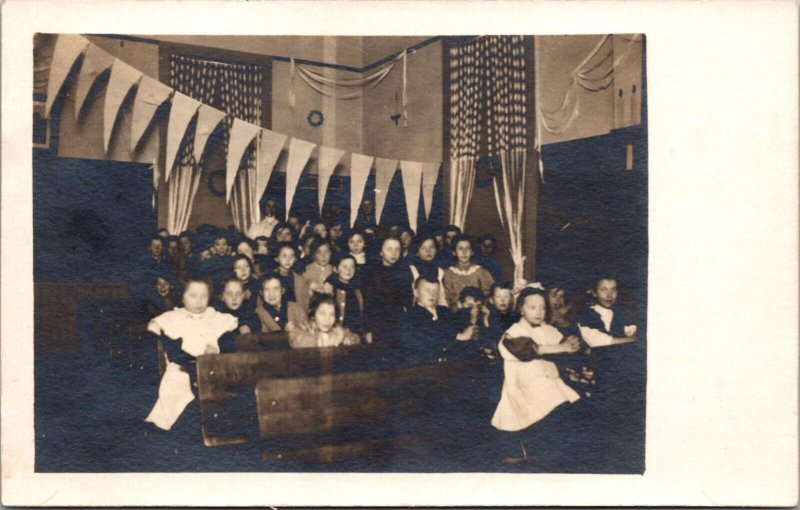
[169,54,264,234]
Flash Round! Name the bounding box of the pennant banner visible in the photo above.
[165,92,200,182]
[400,161,423,234]
[255,128,287,200]
[421,162,439,221]
[74,43,115,120]
[193,104,226,164]
[316,146,345,213]
[103,59,143,153]
[130,76,173,154]
[45,34,89,119]
[374,158,398,225]
[284,138,316,220]
[349,153,374,228]
[226,119,262,203]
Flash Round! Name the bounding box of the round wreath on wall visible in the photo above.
[207,169,226,197]
[307,109,324,128]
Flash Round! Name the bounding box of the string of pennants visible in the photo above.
[45,34,441,233]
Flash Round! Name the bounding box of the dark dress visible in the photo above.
[326,274,365,336]
[364,262,412,356]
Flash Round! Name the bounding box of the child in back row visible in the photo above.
[442,234,495,310]
[575,276,637,348]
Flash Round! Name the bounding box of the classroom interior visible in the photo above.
[33,34,647,473]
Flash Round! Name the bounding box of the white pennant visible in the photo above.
[316,146,345,213]
[73,43,115,120]
[130,76,173,154]
[255,129,287,199]
[420,162,440,220]
[103,58,143,153]
[45,34,89,119]
[165,92,200,182]
[193,104,226,164]
[400,161,423,234]
[349,153,374,228]
[285,138,316,220]
[374,158,398,225]
[226,119,262,203]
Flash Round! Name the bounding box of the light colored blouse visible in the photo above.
[148,307,238,357]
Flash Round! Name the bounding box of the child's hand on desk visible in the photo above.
[562,335,581,353]
[239,325,251,335]
[624,325,637,337]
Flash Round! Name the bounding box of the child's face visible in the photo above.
[288,217,300,230]
[237,242,254,260]
[277,247,296,270]
[155,277,172,297]
[183,282,209,314]
[380,239,401,266]
[233,259,252,281]
[212,238,229,256]
[179,236,192,254]
[389,225,400,238]
[261,278,284,307]
[445,230,458,246]
[167,241,179,257]
[595,279,618,308]
[313,223,327,238]
[434,235,444,249]
[414,280,439,308]
[149,239,163,258]
[400,231,413,249]
[461,296,484,310]
[520,294,546,326]
[417,239,437,262]
[313,244,332,266]
[454,240,473,263]
[330,224,343,241]
[221,281,245,311]
[276,227,292,243]
[492,288,513,313]
[256,239,269,254]
[314,303,337,333]
[337,259,356,283]
[480,239,495,257]
[264,200,277,217]
[348,234,365,254]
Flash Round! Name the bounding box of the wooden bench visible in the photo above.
[195,345,387,447]
[254,361,492,463]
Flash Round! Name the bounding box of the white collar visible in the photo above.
[448,264,481,276]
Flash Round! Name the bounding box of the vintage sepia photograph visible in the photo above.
[31,32,648,474]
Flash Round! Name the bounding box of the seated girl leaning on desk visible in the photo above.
[287,293,360,349]
[575,275,637,348]
[145,277,238,431]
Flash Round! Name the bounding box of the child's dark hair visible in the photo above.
[590,273,619,292]
[478,233,497,248]
[231,254,256,277]
[336,254,356,267]
[450,233,473,253]
[490,281,513,295]
[459,286,485,303]
[178,231,193,242]
[516,286,550,319]
[347,228,366,242]
[258,272,284,291]
[149,235,163,245]
[165,235,179,245]
[182,276,212,295]
[309,236,332,257]
[413,275,439,289]
[155,271,177,287]
[413,235,438,255]
[444,225,462,235]
[220,278,245,295]
[235,237,256,250]
[307,292,340,321]
[255,235,270,244]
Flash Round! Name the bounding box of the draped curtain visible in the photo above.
[448,36,529,282]
[169,54,264,234]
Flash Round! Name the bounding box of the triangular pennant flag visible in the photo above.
[103,58,143,153]
[45,34,89,119]
[400,161,423,234]
[421,162,440,221]
[165,92,200,182]
[374,158,398,225]
[349,153,374,228]
[73,43,115,120]
[193,104,227,164]
[130,76,173,154]
[255,129,287,199]
[285,138,316,220]
[226,119,262,203]
[316,146,345,213]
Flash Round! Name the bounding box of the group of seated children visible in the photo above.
[141,205,638,439]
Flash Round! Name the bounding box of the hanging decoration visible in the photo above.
[349,153,374,228]
[255,128,287,201]
[400,161,422,234]
[307,109,324,127]
[193,104,226,164]
[44,34,88,119]
[316,146,345,213]
[130,76,173,154]
[284,138,316,220]
[73,43,115,120]
[226,119,261,203]
[374,158,398,224]
[164,92,200,182]
[103,58,143,153]
[420,162,440,221]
